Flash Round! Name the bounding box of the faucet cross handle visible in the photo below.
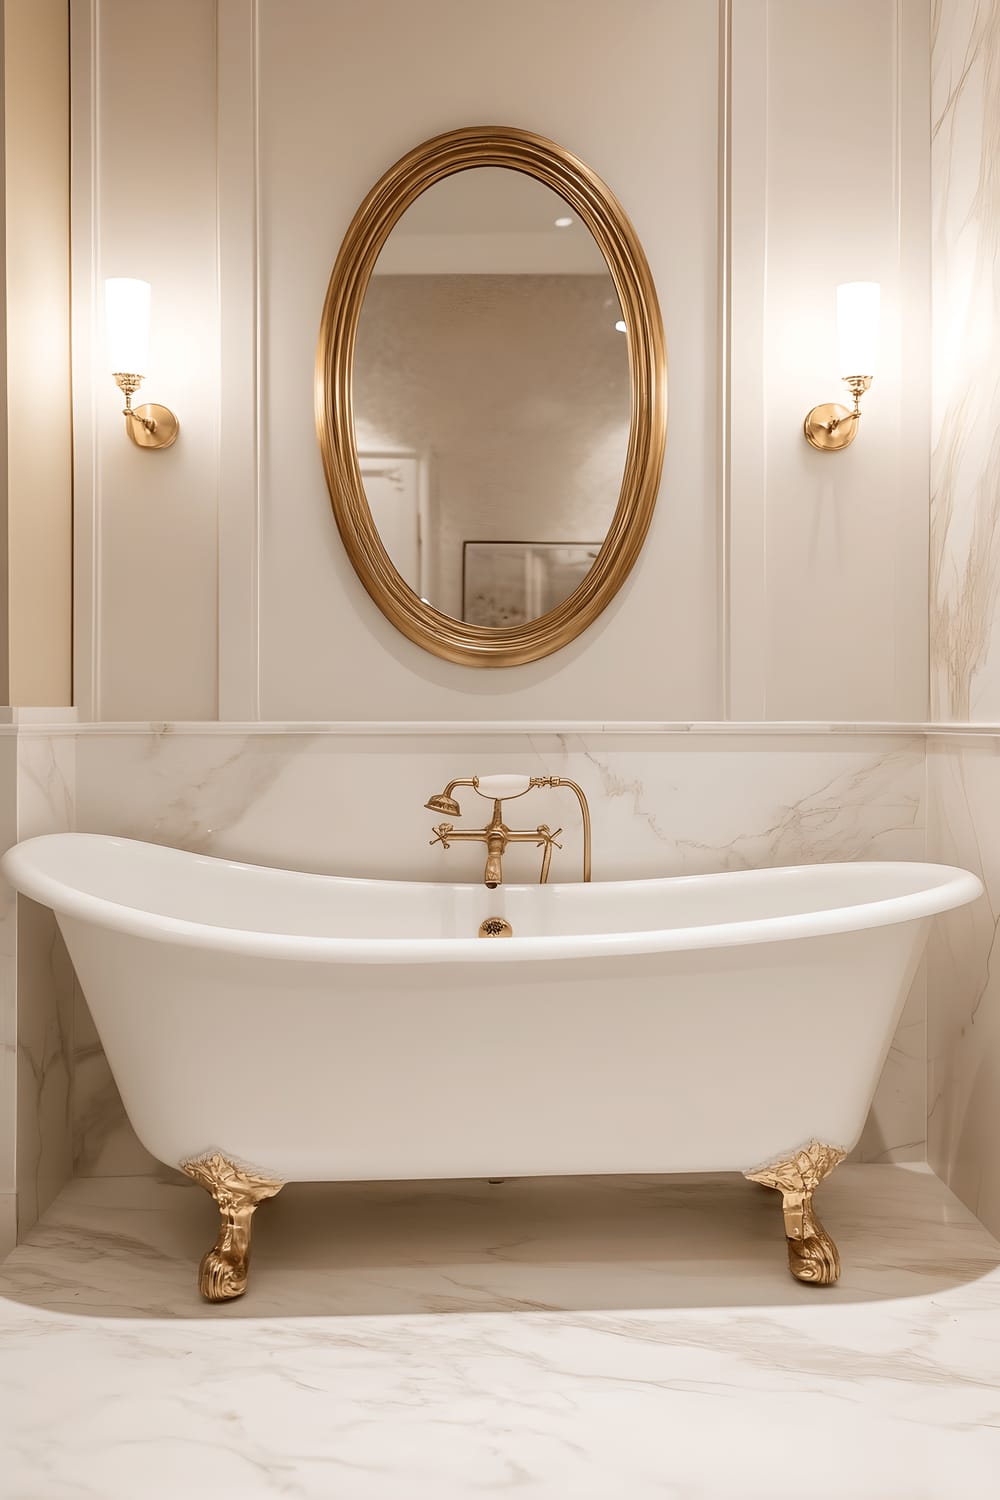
[534,824,563,884]
[429,823,453,848]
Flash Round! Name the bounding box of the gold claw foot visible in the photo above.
[181,1153,284,1302]
[744,1140,846,1286]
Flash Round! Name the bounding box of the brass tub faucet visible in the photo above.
[425,775,592,888]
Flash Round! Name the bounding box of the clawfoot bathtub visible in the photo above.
[1,833,982,1301]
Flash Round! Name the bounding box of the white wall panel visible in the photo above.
[728,0,930,720]
[80,0,220,720]
[253,0,720,720]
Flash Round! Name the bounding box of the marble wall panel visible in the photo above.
[922,1,1000,1240]
[0,1194,14,1261]
[13,734,77,1234]
[0,735,19,1246]
[930,0,1000,721]
[927,735,1000,1238]
[72,731,926,881]
[68,729,927,1172]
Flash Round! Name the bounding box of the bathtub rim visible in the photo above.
[0,832,983,966]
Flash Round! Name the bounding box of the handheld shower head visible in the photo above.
[424,790,462,817]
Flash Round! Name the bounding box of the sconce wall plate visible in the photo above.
[804,375,872,452]
[128,402,179,450]
[804,400,855,451]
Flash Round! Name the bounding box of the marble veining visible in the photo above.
[9,734,77,1238]
[927,736,1000,1239]
[926,0,1000,1244]
[0,1166,998,1498]
[72,731,925,881]
[930,0,1000,721]
[0,736,17,1216]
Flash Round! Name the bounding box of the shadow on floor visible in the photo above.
[1,1166,997,1321]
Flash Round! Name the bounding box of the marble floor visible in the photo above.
[0,1165,999,1498]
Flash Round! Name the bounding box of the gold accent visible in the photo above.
[315,125,667,667]
[181,1153,284,1302]
[745,1140,846,1285]
[424,777,477,817]
[426,775,591,885]
[113,372,179,450]
[425,790,463,817]
[531,776,591,883]
[804,375,872,451]
[479,916,513,937]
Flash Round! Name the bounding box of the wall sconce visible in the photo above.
[105,278,179,450]
[803,281,880,451]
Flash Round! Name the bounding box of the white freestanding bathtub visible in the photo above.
[1,833,982,1300]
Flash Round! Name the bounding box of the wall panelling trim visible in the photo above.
[217,0,262,721]
[69,0,100,720]
[2,720,998,738]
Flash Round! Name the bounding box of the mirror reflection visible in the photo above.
[352,167,631,626]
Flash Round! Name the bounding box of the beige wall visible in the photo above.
[2,0,72,707]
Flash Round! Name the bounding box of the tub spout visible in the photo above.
[484,833,504,888]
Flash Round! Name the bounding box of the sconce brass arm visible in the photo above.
[113,372,180,450]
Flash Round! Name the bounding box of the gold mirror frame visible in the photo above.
[315,125,667,668]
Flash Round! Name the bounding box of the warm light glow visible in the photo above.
[836,281,879,377]
[615,319,627,333]
[553,216,573,228]
[105,278,151,373]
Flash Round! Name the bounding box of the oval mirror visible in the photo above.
[316,126,666,667]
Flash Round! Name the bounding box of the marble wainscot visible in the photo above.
[0,727,76,1248]
[0,732,17,1257]
[53,724,928,1179]
[928,735,1000,1240]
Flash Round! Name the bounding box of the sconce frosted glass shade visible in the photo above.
[105,278,151,373]
[836,281,879,377]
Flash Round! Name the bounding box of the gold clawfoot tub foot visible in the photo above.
[181,1153,284,1302]
[744,1140,846,1285]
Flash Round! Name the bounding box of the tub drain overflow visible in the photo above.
[478,917,513,938]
